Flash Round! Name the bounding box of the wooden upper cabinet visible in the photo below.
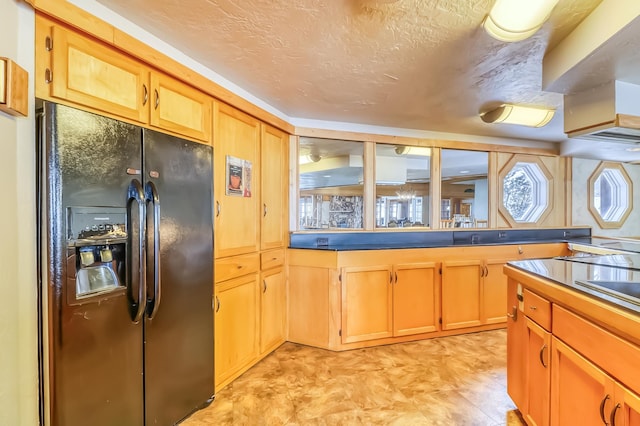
[260,124,288,250]
[49,25,150,123]
[149,72,212,143]
[214,102,261,258]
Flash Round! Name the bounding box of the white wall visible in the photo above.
[0,1,37,425]
[572,158,640,237]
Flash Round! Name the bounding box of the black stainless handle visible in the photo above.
[599,394,610,426]
[610,403,620,426]
[539,344,548,368]
[145,181,162,320]
[127,179,147,322]
[263,203,267,217]
[216,200,221,217]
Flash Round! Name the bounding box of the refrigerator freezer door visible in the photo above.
[142,129,214,424]
[42,102,144,426]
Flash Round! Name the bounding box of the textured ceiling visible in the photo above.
[94,0,640,162]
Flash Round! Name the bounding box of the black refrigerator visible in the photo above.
[37,101,214,425]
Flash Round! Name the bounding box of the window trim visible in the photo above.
[587,161,633,229]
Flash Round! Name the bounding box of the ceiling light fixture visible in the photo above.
[480,104,555,127]
[482,0,560,42]
[394,146,432,156]
[299,154,321,165]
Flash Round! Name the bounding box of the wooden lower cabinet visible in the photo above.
[260,266,286,354]
[214,273,259,390]
[483,259,509,324]
[393,262,438,337]
[341,265,393,343]
[506,280,527,411]
[525,318,551,426]
[441,260,482,330]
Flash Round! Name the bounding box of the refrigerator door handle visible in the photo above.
[127,179,147,322]
[145,181,162,320]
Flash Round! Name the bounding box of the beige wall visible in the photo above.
[0,1,37,425]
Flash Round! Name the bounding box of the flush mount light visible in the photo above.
[482,0,560,42]
[480,104,555,127]
[299,154,321,165]
[394,146,432,156]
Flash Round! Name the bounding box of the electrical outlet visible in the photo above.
[316,237,329,247]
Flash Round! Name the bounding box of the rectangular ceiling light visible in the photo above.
[482,0,560,42]
[480,104,555,127]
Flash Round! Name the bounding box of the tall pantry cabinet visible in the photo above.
[213,101,288,391]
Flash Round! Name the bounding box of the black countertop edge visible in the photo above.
[289,228,591,251]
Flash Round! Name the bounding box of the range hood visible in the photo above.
[565,81,640,143]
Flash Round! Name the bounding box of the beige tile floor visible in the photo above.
[182,329,526,425]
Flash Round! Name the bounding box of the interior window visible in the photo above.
[298,137,364,230]
[499,156,552,226]
[588,161,632,229]
[440,149,488,228]
[375,144,431,228]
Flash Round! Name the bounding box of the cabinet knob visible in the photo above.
[506,306,518,321]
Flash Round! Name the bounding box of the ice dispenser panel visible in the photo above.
[67,207,127,299]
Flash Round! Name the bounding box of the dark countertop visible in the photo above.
[508,255,640,315]
[289,227,592,250]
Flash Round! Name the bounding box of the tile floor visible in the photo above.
[182,329,526,425]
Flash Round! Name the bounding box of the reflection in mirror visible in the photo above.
[375,144,431,228]
[441,149,488,228]
[298,137,364,230]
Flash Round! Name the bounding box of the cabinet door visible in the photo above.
[50,26,149,123]
[551,337,614,426]
[526,318,551,426]
[614,383,640,426]
[260,124,287,250]
[214,102,261,258]
[149,72,212,143]
[214,274,259,389]
[506,280,527,412]
[341,266,393,343]
[393,262,438,337]
[441,260,482,330]
[483,258,509,324]
[260,267,286,354]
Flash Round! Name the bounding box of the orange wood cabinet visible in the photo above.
[441,256,510,330]
[341,262,439,344]
[36,17,213,143]
[260,266,286,354]
[260,124,288,251]
[214,273,259,391]
[213,101,261,259]
[505,272,640,426]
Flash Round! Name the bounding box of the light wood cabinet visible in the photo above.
[260,266,286,354]
[341,265,394,343]
[214,273,259,391]
[393,262,438,337]
[442,257,511,330]
[48,24,149,123]
[506,280,527,412]
[525,318,551,426]
[260,124,288,250]
[213,102,261,259]
[149,72,212,143]
[441,259,483,330]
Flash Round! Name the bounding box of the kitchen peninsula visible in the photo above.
[504,250,640,426]
[287,227,590,351]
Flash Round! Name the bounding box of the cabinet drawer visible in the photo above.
[524,289,551,331]
[553,305,640,395]
[261,249,285,270]
[215,253,260,283]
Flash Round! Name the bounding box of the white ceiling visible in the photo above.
[93,0,640,162]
